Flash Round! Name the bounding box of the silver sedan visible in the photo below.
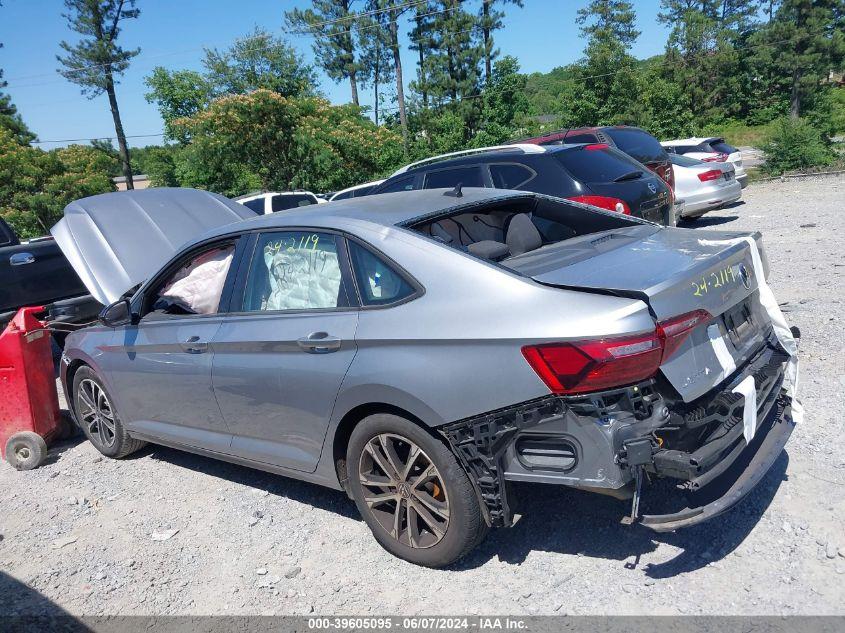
[54,187,797,567]
[671,153,742,221]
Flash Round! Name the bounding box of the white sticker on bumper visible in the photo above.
[732,374,758,444]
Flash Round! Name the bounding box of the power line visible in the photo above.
[30,132,165,145]
[3,0,442,87]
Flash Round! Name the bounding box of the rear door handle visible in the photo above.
[297,332,342,354]
[180,335,208,354]
[10,252,35,266]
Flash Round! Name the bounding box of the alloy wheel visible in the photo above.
[77,379,117,449]
[358,433,450,549]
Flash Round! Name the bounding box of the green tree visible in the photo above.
[145,68,212,143]
[409,2,437,108]
[285,0,363,105]
[203,27,317,98]
[473,56,532,145]
[760,116,834,173]
[573,0,641,125]
[57,0,140,189]
[356,7,393,126]
[749,0,845,119]
[477,0,523,84]
[0,129,116,238]
[169,90,404,195]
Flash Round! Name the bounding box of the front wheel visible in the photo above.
[347,414,487,567]
[72,366,146,459]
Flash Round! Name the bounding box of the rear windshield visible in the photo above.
[669,154,704,168]
[710,140,738,154]
[604,128,667,164]
[556,146,646,183]
[271,194,316,212]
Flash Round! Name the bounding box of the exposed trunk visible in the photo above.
[388,8,409,154]
[415,15,429,108]
[349,71,360,106]
[482,0,492,83]
[790,67,801,118]
[105,72,133,190]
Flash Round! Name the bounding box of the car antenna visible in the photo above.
[444,182,463,198]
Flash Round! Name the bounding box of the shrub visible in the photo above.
[760,117,834,175]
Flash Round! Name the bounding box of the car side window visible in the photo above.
[347,241,415,307]
[148,242,237,317]
[489,163,536,189]
[271,194,316,212]
[378,175,418,193]
[241,231,349,312]
[424,166,484,189]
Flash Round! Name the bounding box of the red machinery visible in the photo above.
[0,306,65,470]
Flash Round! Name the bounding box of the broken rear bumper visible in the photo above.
[640,395,795,531]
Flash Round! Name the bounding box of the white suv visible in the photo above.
[661,137,748,188]
[235,191,325,215]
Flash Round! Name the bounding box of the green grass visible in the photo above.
[698,121,778,148]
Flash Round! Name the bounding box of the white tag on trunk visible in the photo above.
[732,375,758,444]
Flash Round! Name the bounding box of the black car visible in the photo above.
[370,144,674,225]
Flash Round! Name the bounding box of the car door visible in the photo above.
[103,237,245,453]
[211,229,359,472]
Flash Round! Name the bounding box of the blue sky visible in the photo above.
[0,0,671,150]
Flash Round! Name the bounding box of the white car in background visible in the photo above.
[662,137,748,188]
[235,191,325,215]
[329,180,385,202]
[669,153,742,222]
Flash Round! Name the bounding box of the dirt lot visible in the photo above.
[1,176,844,617]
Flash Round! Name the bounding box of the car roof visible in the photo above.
[209,188,535,237]
[392,144,574,177]
[235,191,318,202]
[661,137,721,146]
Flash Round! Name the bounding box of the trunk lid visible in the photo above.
[51,188,255,305]
[585,175,672,225]
[504,225,770,401]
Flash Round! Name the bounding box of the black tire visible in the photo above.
[5,432,47,470]
[72,366,145,459]
[347,414,488,567]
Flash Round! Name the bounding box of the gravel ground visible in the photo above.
[1,176,844,617]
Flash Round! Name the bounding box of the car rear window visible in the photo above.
[669,154,704,168]
[556,146,646,183]
[271,194,316,212]
[710,140,738,154]
[604,128,667,163]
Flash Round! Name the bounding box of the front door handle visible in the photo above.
[297,332,342,354]
[180,335,208,354]
[10,252,35,266]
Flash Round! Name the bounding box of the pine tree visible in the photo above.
[409,1,437,108]
[286,0,362,106]
[574,0,641,125]
[477,0,523,84]
[57,0,140,189]
[357,9,393,126]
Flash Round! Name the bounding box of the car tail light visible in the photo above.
[568,195,631,215]
[523,310,711,395]
[697,169,723,182]
[657,309,712,361]
[702,153,728,163]
[522,332,662,395]
[584,143,609,151]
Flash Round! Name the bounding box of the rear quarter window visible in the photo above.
[604,128,667,164]
[241,198,265,214]
[556,147,646,183]
[489,163,536,189]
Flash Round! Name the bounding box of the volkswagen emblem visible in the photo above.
[738,263,752,289]
[648,182,657,194]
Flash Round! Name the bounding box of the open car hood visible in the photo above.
[51,188,255,305]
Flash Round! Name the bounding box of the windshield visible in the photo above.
[604,128,667,164]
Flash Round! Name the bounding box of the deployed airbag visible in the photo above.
[159,247,234,315]
[264,245,341,311]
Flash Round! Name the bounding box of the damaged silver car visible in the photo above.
[53,186,801,567]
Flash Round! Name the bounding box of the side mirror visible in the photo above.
[99,298,134,327]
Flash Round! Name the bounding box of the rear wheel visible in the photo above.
[347,414,487,567]
[73,367,145,459]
